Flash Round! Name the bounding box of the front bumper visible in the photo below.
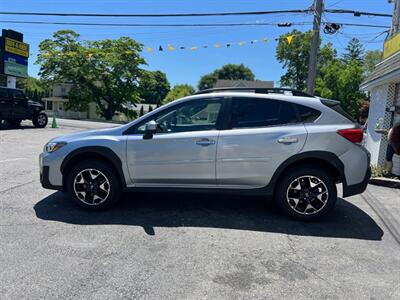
[40,166,63,191]
[39,152,64,191]
[343,166,371,197]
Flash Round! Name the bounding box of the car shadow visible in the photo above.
[0,121,35,130]
[34,191,383,240]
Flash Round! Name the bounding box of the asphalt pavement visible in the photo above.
[1,119,399,299]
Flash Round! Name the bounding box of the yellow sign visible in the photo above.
[5,37,30,58]
[383,32,400,59]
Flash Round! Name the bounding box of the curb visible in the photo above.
[369,177,400,189]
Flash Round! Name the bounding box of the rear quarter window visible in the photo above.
[295,104,321,123]
[320,98,355,122]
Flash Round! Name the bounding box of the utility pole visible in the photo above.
[306,0,324,95]
[391,0,400,36]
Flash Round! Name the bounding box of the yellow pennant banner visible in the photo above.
[148,36,271,53]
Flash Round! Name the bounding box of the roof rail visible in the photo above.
[195,87,314,98]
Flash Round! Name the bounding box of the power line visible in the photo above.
[0,20,390,29]
[0,20,310,27]
[0,9,392,18]
[327,22,389,29]
[0,9,312,18]
[325,9,392,18]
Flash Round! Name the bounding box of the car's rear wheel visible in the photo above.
[275,166,337,221]
[67,160,121,210]
[32,112,48,128]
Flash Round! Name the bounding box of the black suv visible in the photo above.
[0,87,48,128]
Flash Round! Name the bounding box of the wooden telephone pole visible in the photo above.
[306,0,324,95]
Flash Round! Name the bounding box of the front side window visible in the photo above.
[231,98,298,129]
[134,99,222,134]
[10,90,25,100]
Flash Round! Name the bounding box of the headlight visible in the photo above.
[44,142,67,153]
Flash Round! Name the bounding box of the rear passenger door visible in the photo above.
[216,97,308,188]
[0,88,12,119]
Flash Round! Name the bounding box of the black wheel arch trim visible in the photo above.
[60,146,126,188]
[264,151,347,195]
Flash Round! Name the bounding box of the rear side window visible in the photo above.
[0,88,8,99]
[231,98,298,129]
[296,104,321,122]
[320,98,355,122]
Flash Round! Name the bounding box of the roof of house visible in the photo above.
[42,96,69,102]
[214,79,274,89]
[361,51,400,90]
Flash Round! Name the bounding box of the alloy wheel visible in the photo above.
[38,114,47,126]
[286,175,329,215]
[73,168,111,205]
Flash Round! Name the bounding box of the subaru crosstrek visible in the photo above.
[40,88,371,221]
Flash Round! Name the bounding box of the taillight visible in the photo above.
[337,128,364,143]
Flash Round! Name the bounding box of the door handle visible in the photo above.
[0,101,5,104]
[195,138,215,146]
[277,137,298,144]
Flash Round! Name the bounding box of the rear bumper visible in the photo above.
[343,166,371,197]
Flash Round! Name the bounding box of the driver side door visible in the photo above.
[126,98,225,187]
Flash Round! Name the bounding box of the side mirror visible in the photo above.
[143,120,157,140]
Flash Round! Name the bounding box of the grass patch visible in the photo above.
[370,165,399,179]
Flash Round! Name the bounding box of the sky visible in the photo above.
[0,0,394,88]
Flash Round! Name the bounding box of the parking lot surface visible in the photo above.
[1,120,400,299]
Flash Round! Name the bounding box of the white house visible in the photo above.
[361,33,400,175]
[42,83,154,122]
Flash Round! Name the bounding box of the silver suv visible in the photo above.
[40,88,371,220]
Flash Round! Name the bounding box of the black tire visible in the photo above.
[67,160,121,210]
[275,166,337,221]
[32,112,48,128]
[8,119,22,126]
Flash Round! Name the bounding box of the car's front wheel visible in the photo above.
[275,166,337,221]
[32,112,48,128]
[67,160,121,210]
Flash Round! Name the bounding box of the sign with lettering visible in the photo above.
[5,37,30,58]
[4,60,28,78]
[384,32,400,59]
[3,52,28,66]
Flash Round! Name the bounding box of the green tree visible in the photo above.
[198,64,255,90]
[164,84,195,103]
[342,38,364,64]
[315,60,365,118]
[364,50,382,76]
[276,30,337,90]
[17,76,49,100]
[138,70,170,105]
[36,30,146,120]
[276,30,313,90]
